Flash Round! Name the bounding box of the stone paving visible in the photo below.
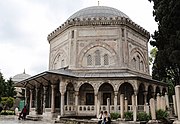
[0,115,54,124]
[0,115,141,124]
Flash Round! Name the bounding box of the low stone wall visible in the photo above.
[54,118,141,124]
[55,118,98,124]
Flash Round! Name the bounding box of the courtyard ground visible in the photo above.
[0,115,54,124]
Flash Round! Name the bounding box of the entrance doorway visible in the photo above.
[103,93,111,105]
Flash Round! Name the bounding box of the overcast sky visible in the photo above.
[0,0,157,79]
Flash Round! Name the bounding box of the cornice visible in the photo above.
[47,17,150,42]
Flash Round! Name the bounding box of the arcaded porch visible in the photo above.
[15,70,168,118]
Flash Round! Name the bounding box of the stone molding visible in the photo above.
[47,17,150,41]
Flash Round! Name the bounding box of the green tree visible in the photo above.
[0,72,16,98]
[6,78,16,97]
[149,47,158,65]
[0,72,6,98]
[149,0,180,85]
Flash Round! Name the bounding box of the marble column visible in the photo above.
[144,92,148,105]
[107,98,110,114]
[95,93,98,116]
[96,100,100,118]
[132,94,135,107]
[172,95,177,116]
[134,91,138,106]
[51,85,55,113]
[124,97,128,112]
[29,89,33,112]
[156,93,161,110]
[165,92,169,108]
[114,91,118,112]
[35,87,38,114]
[61,92,65,116]
[132,94,137,121]
[75,91,79,114]
[43,86,47,113]
[66,91,69,105]
[75,91,79,106]
[120,94,124,119]
[25,88,27,105]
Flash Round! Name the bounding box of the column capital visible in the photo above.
[30,89,33,93]
[114,91,118,96]
[134,90,138,96]
[75,91,79,96]
[43,86,48,90]
[61,92,65,96]
[51,85,56,89]
[143,91,148,95]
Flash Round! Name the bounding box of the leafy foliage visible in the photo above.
[1,97,15,109]
[149,47,158,65]
[0,110,14,115]
[0,72,6,98]
[156,109,168,120]
[137,112,150,121]
[0,72,17,111]
[124,111,133,121]
[110,112,120,120]
[149,0,180,85]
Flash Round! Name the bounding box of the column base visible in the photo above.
[148,120,158,124]
[173,120,180,124]
[29,111,36,116]
[43,112,58,119]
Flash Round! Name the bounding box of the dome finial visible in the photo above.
[98,1,100,6]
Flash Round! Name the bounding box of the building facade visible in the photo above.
[16,6,167,118]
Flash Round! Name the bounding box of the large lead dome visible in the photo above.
[68,6,129,20]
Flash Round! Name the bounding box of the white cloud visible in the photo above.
[0,0,157,79]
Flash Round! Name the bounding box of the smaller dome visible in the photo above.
[12,71,31,83]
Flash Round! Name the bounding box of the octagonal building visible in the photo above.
[16,6,167,118]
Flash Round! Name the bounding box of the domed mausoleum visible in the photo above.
[16,6,167,118]
[12,71,31,97]
[12,71,31,110]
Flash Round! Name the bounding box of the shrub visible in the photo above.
[1,97,14,109]
[156,109,168,120]
[0,110,14,115]
[137,112,150,121]
[110,112,120,120]
[124,111,133,121]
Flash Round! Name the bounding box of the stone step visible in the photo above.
[26,115,43,121]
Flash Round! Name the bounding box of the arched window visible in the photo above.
[87,55,92,66]
[72,30,74,38]
[140,61,144,71]
[137,56,140,70]
[132,57,136,69]
[95,50,101,65]
[104,54,109,65]
[61,59,65,67]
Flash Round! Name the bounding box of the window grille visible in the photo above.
[87,55,92,65]
[104,54,109,65]
[95,50,101,65]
